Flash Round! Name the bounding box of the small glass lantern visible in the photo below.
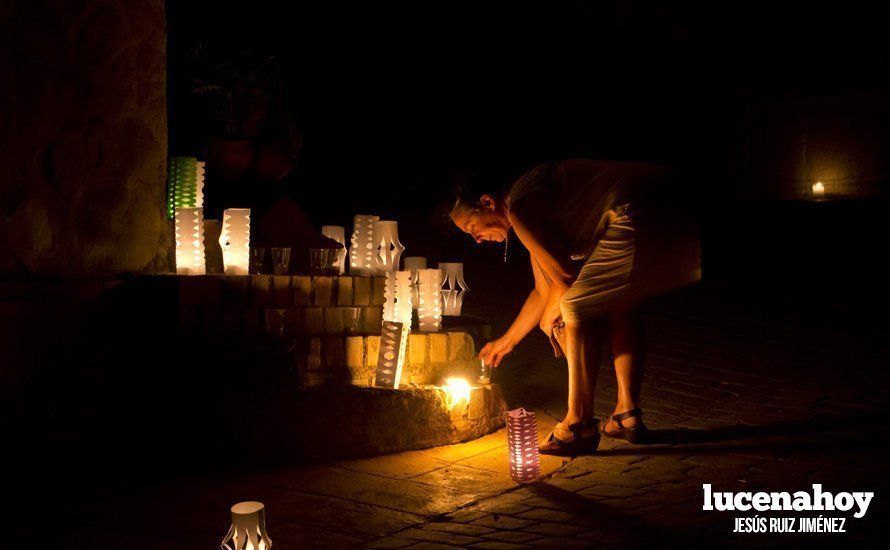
[220,501,272,550]
[321,225,347,274]
[506,408,540,483]
[372,220,405,274]
[439,262,469,316]
[175,207,206,275]
[349,214,379,276]
[417,268,443,332]
[220,208,251,275]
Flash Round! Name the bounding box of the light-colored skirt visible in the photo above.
[560,203,701,323]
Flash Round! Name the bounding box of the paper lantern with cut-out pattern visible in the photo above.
[220,501,272,550]
[175,207,205,275]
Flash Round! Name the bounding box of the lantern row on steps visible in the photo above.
[172,200,468,326]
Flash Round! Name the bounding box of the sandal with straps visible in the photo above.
[600,408,648,444]
[539,419,601,456]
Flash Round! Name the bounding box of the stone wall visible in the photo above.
[0,0,170,277]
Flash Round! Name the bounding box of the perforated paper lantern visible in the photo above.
[439,262,469,316]
[375,320,405,390]
[220,208,251,275]
[403,256,427,309]
[506,408,540,483]
[167,157,205,219]
[220,501,272,550]
[382,270,413,328]
[375,270,413,388]
[417,268,443,332]
[321,225,347,274]
[349,214,378,276]
[372,220,405,274]
[175,207,205,275]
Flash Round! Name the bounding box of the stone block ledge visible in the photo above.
[263,384,507,459]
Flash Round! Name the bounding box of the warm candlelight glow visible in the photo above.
[443,377,472,409]
[812,181,825,196]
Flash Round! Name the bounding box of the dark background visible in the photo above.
[5,3,890,545]
[167,1,890,310]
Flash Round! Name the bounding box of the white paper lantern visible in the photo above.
[376,270,413,388]
[403,256,427,309]
[175,207,205,275]
[220,208,251,275]
[375,320,405,390]
[439,262,469,316]
[372,220,405,275]
[220,501,272,550]
[417,268,443,332]
[349,215,378,276]
[506,408,540,483]
[382,270,413,328]
[321,225,348,274]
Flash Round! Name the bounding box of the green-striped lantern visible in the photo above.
[167,157,205,219]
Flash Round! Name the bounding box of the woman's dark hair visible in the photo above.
[434,162,534,230]
[433,168,504,230]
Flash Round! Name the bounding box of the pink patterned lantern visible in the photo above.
[506,408,540,483]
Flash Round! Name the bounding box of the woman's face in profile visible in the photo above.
[450,195,509,244]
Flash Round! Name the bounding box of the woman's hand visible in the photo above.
[539,282,568,336]
[479,335,517,368]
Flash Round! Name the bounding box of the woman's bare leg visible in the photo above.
[563,319,603,427]
[605,304,645,430]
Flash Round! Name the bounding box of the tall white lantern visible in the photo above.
[382,270,413,328]
[220,501,272,550]
[175,207,206,275]
[376,270,413,389]
[439,262,469,316]
[417,268,443,332]
[219,208,251,275]
[349,214,378,276]
[403,256,427,309]
[321,225,348,274]
[371,220,405,275]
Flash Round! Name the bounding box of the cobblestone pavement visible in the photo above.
[70,284,890,547]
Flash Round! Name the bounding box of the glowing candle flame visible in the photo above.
[813,182,825,196]
[443,377,471,409]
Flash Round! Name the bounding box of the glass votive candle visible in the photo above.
[340,307,360,334]
[310,248,339,276]
[250,247,267,274]
[271,247,291,275]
